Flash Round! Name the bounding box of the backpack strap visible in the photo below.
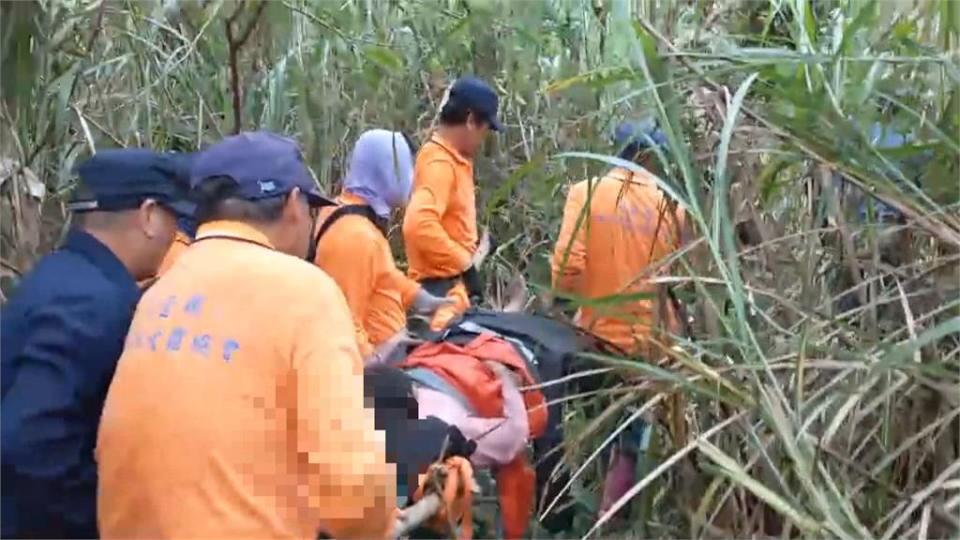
[314,204,388,246]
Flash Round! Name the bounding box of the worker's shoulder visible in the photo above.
[325,212,385,243]
[3,251,136,341]
[249,249,344,299]
[415,144,459,169]
[8,248,131,309]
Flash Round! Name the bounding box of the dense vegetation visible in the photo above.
[2,0,958,538]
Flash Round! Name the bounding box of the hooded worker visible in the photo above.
[313,129,450,360]
[551,118,687,357]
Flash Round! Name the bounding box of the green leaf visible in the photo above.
[698,441,824,535]
[877,317,960,368]
[363,45,404,71]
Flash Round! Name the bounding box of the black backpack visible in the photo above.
[314,204,388,244]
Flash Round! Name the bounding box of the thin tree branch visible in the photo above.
[224,0,266,134]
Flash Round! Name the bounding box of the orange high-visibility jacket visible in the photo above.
[399,333,543,539]
[97,221,396,540]
[402,134,478,329]
[314,193,419,357]
[551,167,685,355]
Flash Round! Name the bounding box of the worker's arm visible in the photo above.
[402,160,473,275]
[551,182,589,293]
[392,269,422,309]
[1,295,125,538]
[293,281,396,539]
[676,205,694,249]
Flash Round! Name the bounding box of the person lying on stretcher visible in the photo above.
[365,335,539,539]
[411,359,528,466]
[364,359,528,484]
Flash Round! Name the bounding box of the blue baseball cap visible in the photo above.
[189,131,333,207]
[448,76,502,132]
[613,119,668,151]
[68,148,195,218]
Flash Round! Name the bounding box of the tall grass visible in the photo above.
[1,0,957,538]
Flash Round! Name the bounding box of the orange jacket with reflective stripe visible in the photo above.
[402,133,477,281]
[97,221,396,540]
[314,193,419,357]
[551,167,685,355]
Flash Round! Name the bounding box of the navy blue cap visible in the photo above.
[189,131,333,207]
[449,76,502,132]
[613,119,668,151]
[68,148,194,218]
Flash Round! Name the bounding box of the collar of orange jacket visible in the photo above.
[429,133,471,166]
[195,220,275,249]
[173,229,192,246]
[337,191,368,206]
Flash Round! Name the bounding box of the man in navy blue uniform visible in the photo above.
[1,149,193,538]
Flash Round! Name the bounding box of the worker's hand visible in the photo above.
[471,228,491,268]
[368,329,423,365]
[410,288,453,316]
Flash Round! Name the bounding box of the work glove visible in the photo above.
[437,422,477,460]
[462,265,484,302]
[367,329,423,365]
[411,288,453,316]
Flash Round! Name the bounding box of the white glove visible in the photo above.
[367,329,423,365]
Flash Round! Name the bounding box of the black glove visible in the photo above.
[462,265,484,302]
[438,422,477,460]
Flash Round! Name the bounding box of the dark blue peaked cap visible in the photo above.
[69,148,195,219]
[189,131,334,208]
[449,76,502,132]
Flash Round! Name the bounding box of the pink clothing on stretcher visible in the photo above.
[412,376,529,468]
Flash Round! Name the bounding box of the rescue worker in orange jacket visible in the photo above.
[402,76,500,331]
[313,129,450,360]
[96,132,397,540]
[551,120,686,357]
